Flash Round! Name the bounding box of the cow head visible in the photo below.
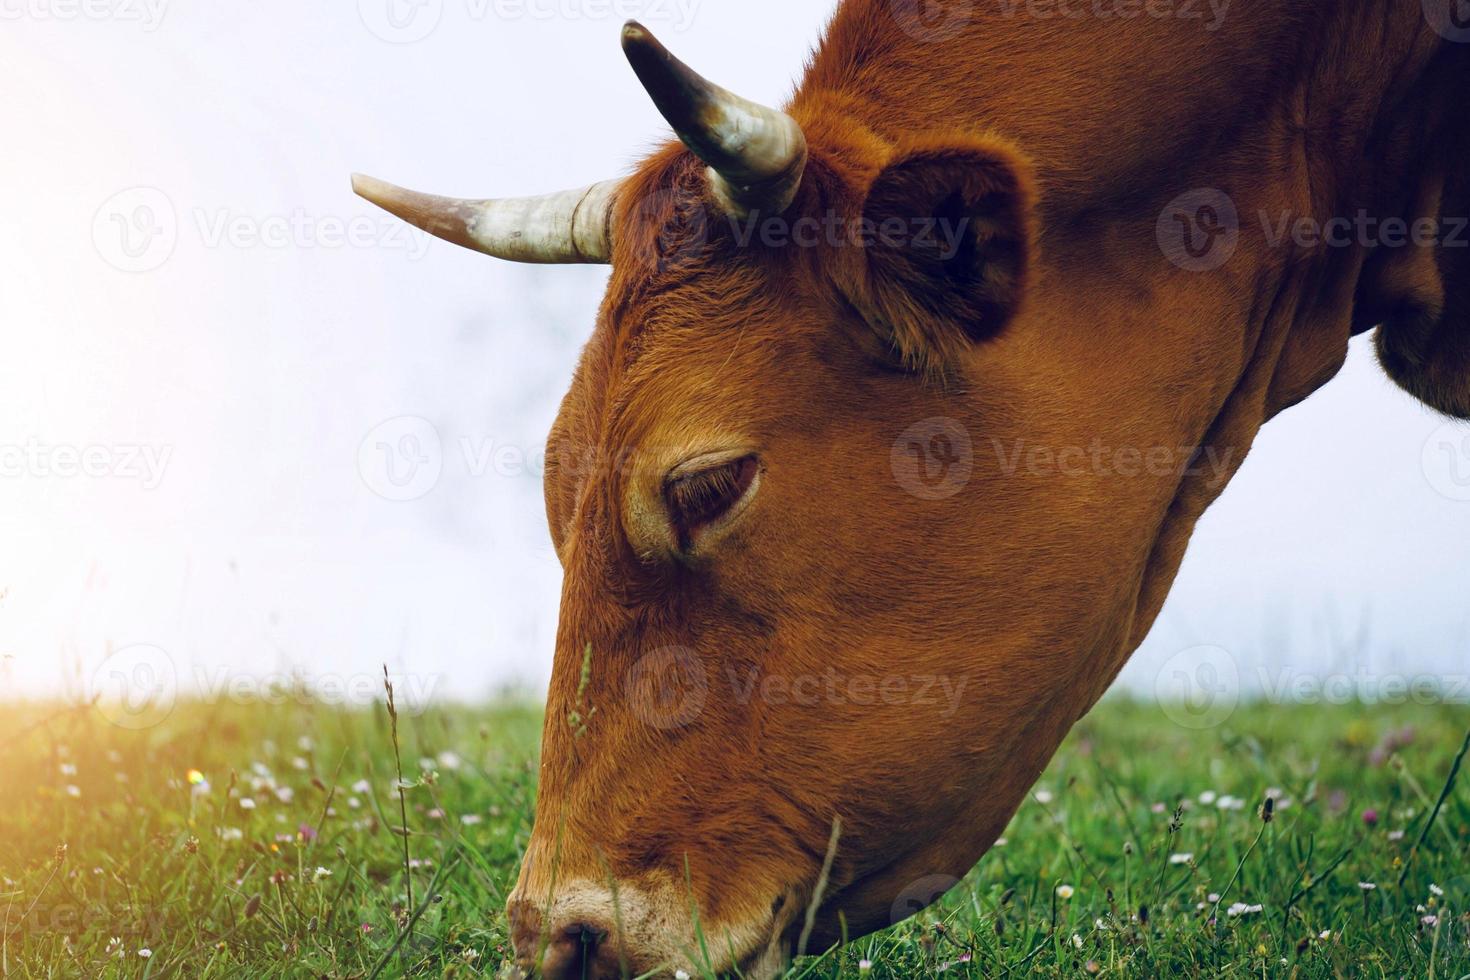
[355,22,1251,979]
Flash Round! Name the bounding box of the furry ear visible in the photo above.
[843,134,1036,374]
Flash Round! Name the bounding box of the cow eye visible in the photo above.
[663,454,760,551]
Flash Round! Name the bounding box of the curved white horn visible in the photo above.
[621,20,807,217]
[351,174,621,264]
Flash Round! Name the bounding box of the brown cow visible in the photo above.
[355,2,1470,976]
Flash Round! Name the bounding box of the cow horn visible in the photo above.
[621,20,807,217]
[350,174,621,264]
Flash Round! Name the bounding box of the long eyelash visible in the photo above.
[664,456,756,546]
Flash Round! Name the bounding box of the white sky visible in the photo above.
[1,0,1467,707]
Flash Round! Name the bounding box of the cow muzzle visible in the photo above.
[505,877,794,979]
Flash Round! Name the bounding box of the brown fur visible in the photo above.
[507,2,1470,975]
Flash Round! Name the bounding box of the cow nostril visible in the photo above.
[564,920,605,953]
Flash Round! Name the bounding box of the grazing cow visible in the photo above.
[355,2,1470,976]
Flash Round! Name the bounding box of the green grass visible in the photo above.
[1,694,1467,977]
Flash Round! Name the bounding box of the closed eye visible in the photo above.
[663,454,760,552]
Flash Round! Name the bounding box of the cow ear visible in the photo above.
[846,135,1036,374]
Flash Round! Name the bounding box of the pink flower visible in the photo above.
[1361,809,1378,826]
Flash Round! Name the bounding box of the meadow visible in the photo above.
[1,689,1466,978]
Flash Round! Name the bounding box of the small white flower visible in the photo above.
[1388,829,1405,840]
[352,779,371,794]
[347,797,361,810]
[1070,933,1083,949]
[59,763,77,776]
[138,949,152,959]
[1055,884,1074,899]
[1358,881,1377,891]
[674,971,691,980]
[1207,893,1220,903]
[297,736,314,751]
[1169,853,1193,865]
[1318,929,1331,940]
[1216,795,1245,811]
[313,867,332,881]
[460,814,483,826]
[64,785,81,798]
[1421,914,1439,927]
[1034,789,1054,804]
[858,960,873,973]
[1429,883,1444,897]
[436,751,463,770]
[218,828,244,842]
[275,786,295,804]
[239,797,257,811]
[291,757,309,771]
[1225,902,1262,917]
[1198,790,1217,805]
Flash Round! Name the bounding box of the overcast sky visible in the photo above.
[2,0,1467,710]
